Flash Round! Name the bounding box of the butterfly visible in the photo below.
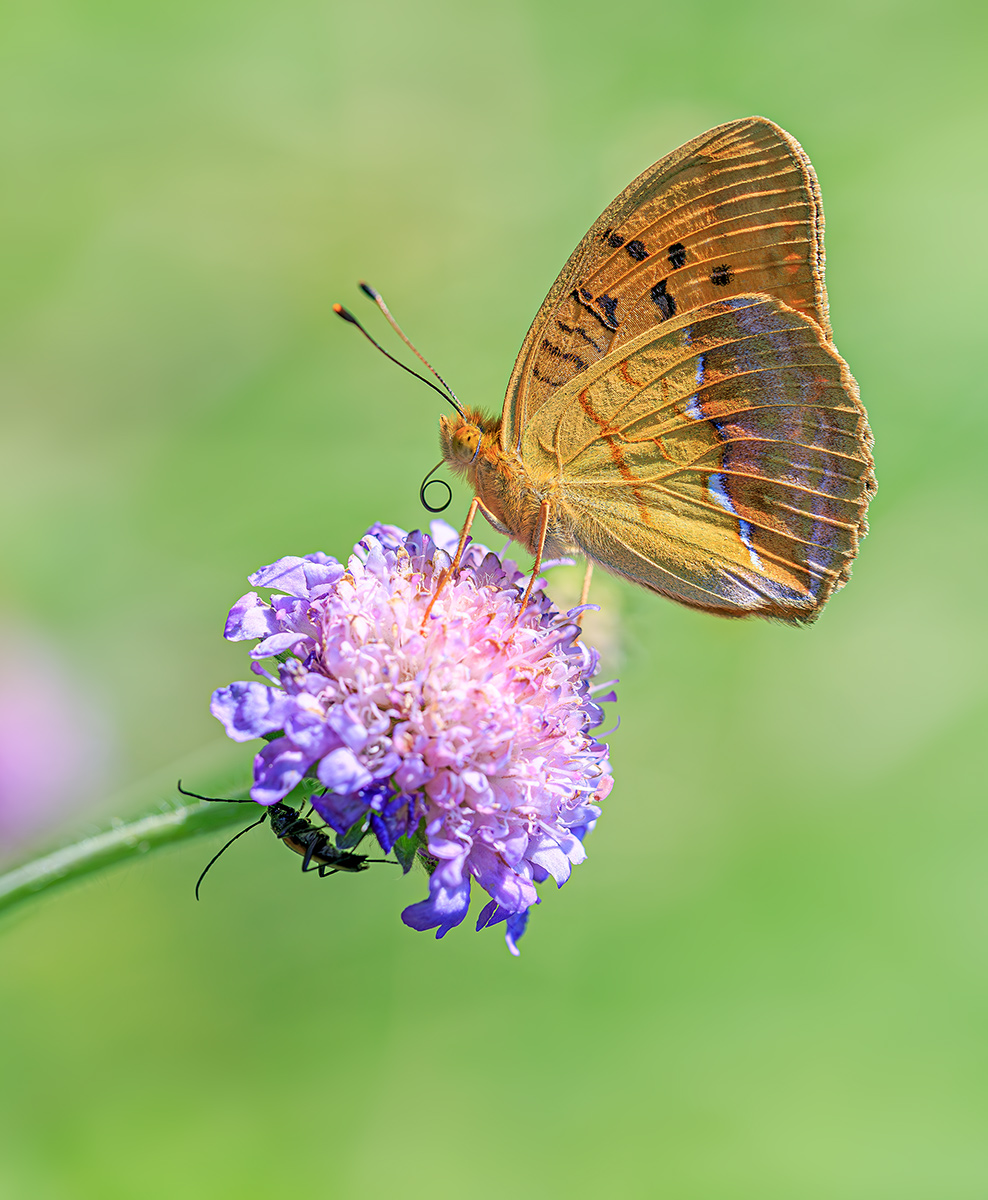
[437,117,875,624]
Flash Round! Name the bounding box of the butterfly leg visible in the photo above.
[515,501,551,620]
[579,560,594,607]
[446,496,481,575]
[420,496,480,628]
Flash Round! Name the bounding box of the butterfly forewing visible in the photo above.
[521,296,873,623]
[502,117,830,454]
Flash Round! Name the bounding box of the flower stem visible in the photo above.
[0,794,252,918]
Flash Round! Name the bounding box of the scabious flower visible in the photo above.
[0,626,115,861]
[210,521,614,953]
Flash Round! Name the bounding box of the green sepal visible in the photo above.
[296,775,326,797]
[337,815,370,850]
[393,819,429,875]
[392,836,416,874]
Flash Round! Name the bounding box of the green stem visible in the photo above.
[0,793,253,918]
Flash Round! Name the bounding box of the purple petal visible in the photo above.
[316,747,373,793]
[326,706,368,753]
[368,812,395,853]
[249,555,343,598]
[401,874,472,936]
[393,755,432,792]
[310,789,369,835]
[568,818,598,843]
[475,899,499,930]
[505,909,530,956]
[367,793,416,853]
[210,681,291,742]
[528,834,573,885]
[283,707,343,757]
[428,520,460,555]
[224,593,280,642]
[251,630,313,659]
[361,523,409,552]
[250,739,312,805]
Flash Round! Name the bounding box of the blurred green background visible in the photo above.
[2,0,986,1195]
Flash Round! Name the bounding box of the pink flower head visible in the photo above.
[211,522,614,953]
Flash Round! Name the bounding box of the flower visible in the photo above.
[211,521,614,953]
[0,625,115,861]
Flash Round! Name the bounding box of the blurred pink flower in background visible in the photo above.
[0,626,115,862]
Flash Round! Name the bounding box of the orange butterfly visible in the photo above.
[437,117,875,624]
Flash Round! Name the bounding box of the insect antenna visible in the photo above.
[194,814,267,901]
[177,781,250,805]
[333,300,464,418]
[358,281,461,409]
[177,782,267,900]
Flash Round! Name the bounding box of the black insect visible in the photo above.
[178,783,392,900]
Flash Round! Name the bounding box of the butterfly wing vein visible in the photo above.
[521,294,873,622]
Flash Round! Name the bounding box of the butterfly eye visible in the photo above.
[452,425,481,464]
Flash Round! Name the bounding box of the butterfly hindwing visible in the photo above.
[520,295,874,623]
[502,117,831,455]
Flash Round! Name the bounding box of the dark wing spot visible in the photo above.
[572,289,619,331]
[606,232,625,248]
[711,264,733,286]
[668,242,687,269]
[597,294,619,325]
[625,239,648,261]
[539,338,589,373]
[557,320,604,353]
[650,279,676,320]
[531,365,566,386]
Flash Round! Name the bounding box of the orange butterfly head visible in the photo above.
[439,409,481,472]
[439,407,501,475]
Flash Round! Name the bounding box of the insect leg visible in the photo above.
[420,495,480,628]
[299,837,326,873]
[579,560,594,607]
[516,500,551,618]
[446,495,481,574]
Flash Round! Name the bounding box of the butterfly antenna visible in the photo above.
[333,302,464,418]
[195,814,267,901]
[358,282,461,408]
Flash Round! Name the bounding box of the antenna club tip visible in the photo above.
[358,281,381,301]
[333,303,358,324]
